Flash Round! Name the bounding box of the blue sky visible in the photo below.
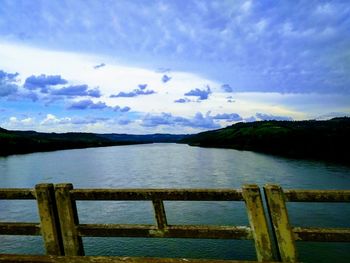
[0,0,349,134]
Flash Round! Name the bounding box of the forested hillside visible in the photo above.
[182,117,350,164]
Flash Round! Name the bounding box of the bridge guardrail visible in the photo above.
[1,183,350,262]
[0,184,274,262]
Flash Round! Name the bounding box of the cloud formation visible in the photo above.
[110,85,155,98]
[244,116,257,123]
[8,116,34,128]
[22,74,103,101]
[68,99,130,112]
[316,112,350,120]
[221,84,233,93]
[68,99,107,110]
[40,114,110,126]
[24,74,67,93]
[1,1,349,94]
[21,91,39,102]
[174,98,191,103]
[213,113,242,122]
[256,113,293,121]
[93,63,105,69]
[0,70,19,97]
[162,75,171,83]
[226,96,235,103]
[0,70,19,81]
[156,68,171,73]
[114,105,130,112]
[118,118,132,125]
[142,112,219,129]
[138,84,147,90]
[51,85,101,97]
[184,86,211,100]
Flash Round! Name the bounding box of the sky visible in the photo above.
[0,0,349,134]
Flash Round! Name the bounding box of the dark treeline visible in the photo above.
[0,128,187,156]
[181,117,350,165]
[2,117,350,165]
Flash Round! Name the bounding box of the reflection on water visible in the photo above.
[0,144,349,262]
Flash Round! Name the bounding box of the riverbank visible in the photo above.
[0,127,151,156]
[181,117,350,165]
[2,117,350,165]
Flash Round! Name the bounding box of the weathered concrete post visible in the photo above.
[35,183,63,255]
[152,199,168,230]
[55,183,84,256]
[264,184,297,262]
[242,184,275,262]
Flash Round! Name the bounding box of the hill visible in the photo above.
[0,128,188,156]
[181,117,350,164]
[99,133,188,143]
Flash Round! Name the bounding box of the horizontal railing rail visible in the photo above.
[283,189,350,202]
[0,188,35,199]
[77,224,253,239]
[264,185,350,262]
[292,227,350,242]
[71,188,244,201]
[0,222,41,235]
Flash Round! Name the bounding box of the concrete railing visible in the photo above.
[264,185,350,262]
[1,184,349,262]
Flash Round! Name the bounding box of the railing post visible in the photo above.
[55,183,84,256]
[242,184,274,262]
[152,199,168,230]
[35,183,63,255]
[264,184,297,262]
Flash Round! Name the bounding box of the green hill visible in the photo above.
[181,117,350,164]
[0,128,188,156]
[0,129,145,156]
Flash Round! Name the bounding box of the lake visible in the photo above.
[1,143,350,262]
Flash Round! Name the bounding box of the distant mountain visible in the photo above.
[99,133,188,143]
[0,128,189,156]
[181,117,350,164]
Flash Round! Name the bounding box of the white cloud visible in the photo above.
[40,114,62,125]
[1,42,349,133]
[241,1,252,13]
[9,116,34,125]
[21,117,34,124]
[315,3,335,15]
[9,117,17,123]
[0,41,220,116]
[6,116,35,130]
[255,19,268,33]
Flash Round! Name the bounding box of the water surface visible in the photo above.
[1,144,349,262]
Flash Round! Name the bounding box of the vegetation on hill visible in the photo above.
[0,128,147,156]
[0,127,189,156]
[2,117,350,164]
[99,133,188,143]
[181,117,350,164]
